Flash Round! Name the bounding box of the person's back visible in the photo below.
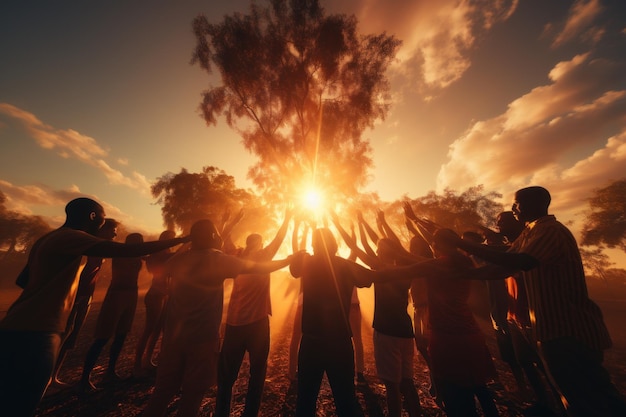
[298,253,364,340]
[165,248,226,344]
[1,228,103,334]
[225,249,271,327]
[512,215,611,349]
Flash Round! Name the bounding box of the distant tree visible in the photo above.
[581,179,626,252]
[580,246,614,282]
[192,0,400,208]
[151,166,272,242]
[404,186,504,234]
[0,190,52,257]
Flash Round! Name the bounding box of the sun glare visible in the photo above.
[299,185,327,219]
[304,189,322,209]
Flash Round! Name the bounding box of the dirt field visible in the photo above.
[2,276,625,417]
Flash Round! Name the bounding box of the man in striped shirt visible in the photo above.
[444,186,626,417]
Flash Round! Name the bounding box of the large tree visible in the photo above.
[192,0,400,209]
[0,191,52,257]
[581,179,626,252]
[151,166,272,241]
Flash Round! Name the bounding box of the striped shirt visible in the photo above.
[509,215,612,351]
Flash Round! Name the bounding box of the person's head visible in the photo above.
[512,186,551,224]
[159,230,176,241]
[63,197,105,235]
[311,228,338,256]
[125,233,144,244]
[190,219,222,250]
[432,228,457,258]
[98,218,119,240]
[245,234,263,253]
[376,238,398,264]
[496,211,524,241]
[409,235,433,258]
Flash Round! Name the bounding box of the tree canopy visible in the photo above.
[404,185,504,234]
[151,166,274,241]
[192,0,400,209]
[0,190,52,257]
[581,179,626,252]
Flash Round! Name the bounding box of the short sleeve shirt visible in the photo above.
[295,254,373,340]
[164,249,248,345]
[0,228,102,333]
[226,248,273,326]
[509,215,612,350]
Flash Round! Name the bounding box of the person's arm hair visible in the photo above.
[263,207,293,258]
[84,236,190,258]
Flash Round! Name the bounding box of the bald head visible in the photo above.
[190,219,222,250]
[63,197,105,235]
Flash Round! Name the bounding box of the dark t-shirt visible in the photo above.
[292,254,372,340]
[373,279,414,338]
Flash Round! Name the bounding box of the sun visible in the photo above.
[303,188,323,210]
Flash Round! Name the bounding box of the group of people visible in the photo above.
[0,186,625,417]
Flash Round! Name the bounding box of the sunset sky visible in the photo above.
[1,1,625,262]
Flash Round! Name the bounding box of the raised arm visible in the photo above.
[357,210,380,244]
[358,220,378,259]
[347,223,357,262]
[376,209,402,247]
[330,211,382,269]
[263,207,293,258]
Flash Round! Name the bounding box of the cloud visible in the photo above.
[0,103,150,193]
[0,179,152,232]
[552,0,605,47]
[341,0,518,90]
[436,53,626,223]
[0,180,68,213]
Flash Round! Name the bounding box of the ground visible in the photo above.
[3,279,625,417]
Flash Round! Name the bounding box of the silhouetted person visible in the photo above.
[447,186,626,417]
[80,233,146,390]
[134,230,177,377]
[142,219,295,417]
[428,230,499,417]
[215,208,292,417]
[289,227,439,417]
[52,218,119,385]
[0,197,188,417]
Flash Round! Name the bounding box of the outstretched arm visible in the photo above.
[438,229,538,271]
[85,236,190,258]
